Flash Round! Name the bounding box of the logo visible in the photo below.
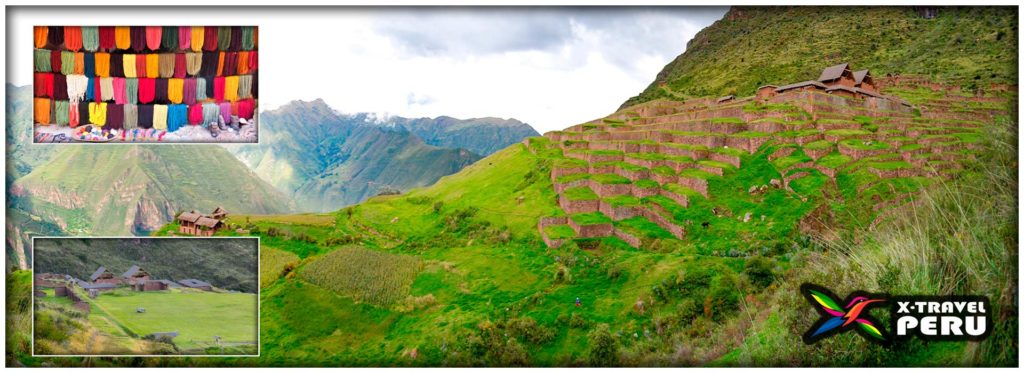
[800,283,992,346]
[801,284,888,345]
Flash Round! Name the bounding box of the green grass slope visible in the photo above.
[623,6,1017,107]
[10,144,294,236]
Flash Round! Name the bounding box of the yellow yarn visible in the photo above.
[223,75,239,102]
[146,53,159,78]
[191,26,205,52]
[89,102,107,126]
[153,104,168,130]
[168,78,184,104]
[115,26,131,50]
[123,54,137,78]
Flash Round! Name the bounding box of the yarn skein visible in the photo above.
[82,26,99,51]
[114,26,131,50]
[125,78,139,104]
[145,26,162,51]
[64,26,83,51]
[130,26,146,52]
[190,26,205,52]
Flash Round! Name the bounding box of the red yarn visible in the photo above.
[174,53,187,78]
[99,26,116,51]
[188,103,203,124]
[203,26,219,51]
[34,72,54,98]
[138,78,156,104]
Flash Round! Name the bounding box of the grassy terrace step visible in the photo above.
[543,224,576,240]
[563,186,599,201]
[570,212,612,225]
[614,216,676,240]
[556,173,632,185]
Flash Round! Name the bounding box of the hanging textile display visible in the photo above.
[33,24,259,142]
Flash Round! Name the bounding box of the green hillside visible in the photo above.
[623,6,1018,107]
[33,238,258,293]
[10,144,294,237]
[226,99,537,212]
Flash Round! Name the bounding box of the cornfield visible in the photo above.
[261,248,299,289]
[299,246,422,307]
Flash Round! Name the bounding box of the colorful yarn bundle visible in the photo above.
[83,52,94,77]
[123,54,137,77]
[82,26,99,51]
[158,53,176,78]
[88,102,107,126]
[115,26,131,50]
[33,25,258,128]
[99,77,115,102]
[191,26,205,52]
[64,26,83,51]
[153,104,168,130]
[125,77,139,104]
[112,77,126,104]
[167,104,188,132]
[174,53,187,78]
[107,103,124,130]
[123,104,138,129]
[168,78,184,104]
[145,26,162,51]
[201,103,220,125]
[34,98,52,125]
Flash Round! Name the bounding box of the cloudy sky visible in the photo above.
[9,7,727,133]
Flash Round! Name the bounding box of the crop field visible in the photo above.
[89,290,258,351]
[261,247,300,288]
[298,246,423,307]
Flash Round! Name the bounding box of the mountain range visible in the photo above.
[225,99,538,212]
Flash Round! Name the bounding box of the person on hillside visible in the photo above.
[575,297,581,307]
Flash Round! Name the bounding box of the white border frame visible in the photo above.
[28,235,261,358]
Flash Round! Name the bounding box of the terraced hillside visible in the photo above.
[538,70,1011,251]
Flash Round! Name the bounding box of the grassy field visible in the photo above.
[88,290,258,352]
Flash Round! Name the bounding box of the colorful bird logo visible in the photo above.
[801,284,889,345]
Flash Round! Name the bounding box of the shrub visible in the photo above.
[744,256,776,288]
[588,323,619,366]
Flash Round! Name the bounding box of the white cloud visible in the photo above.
[7,6,727,133]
